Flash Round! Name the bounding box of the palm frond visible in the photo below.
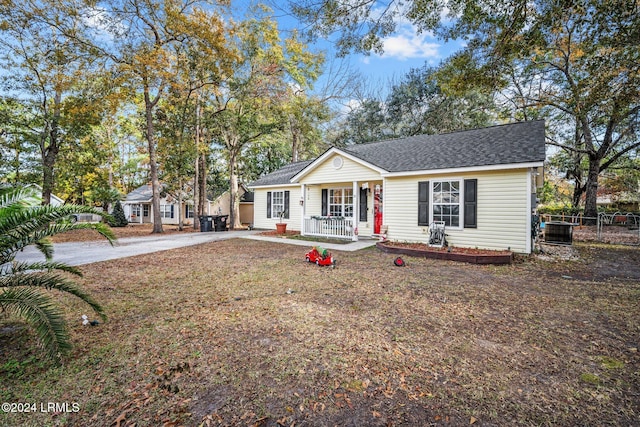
[0,287,71,360]
[0,186,113,362]
[0,204,116,262]
[0,272,105,321]
[5,260,83,276]
[0,187,40,211]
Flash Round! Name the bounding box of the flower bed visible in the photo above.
[377,241,513,265]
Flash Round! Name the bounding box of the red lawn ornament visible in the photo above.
[305,246,335,267]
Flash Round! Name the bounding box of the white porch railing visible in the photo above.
[303,217,354,240]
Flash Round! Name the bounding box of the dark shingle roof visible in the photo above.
[342,120,546,172]
[249,121,545,186]
[248,160,313,187]
[125,184,154,202]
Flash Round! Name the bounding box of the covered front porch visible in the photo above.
[299,181,383,241]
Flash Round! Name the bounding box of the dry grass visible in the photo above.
[1,238,639,426]
[50,223,199,243]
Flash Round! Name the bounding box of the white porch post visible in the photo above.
[139,204,143,224]
[352,181,358,241]
[301,184,306,236]
[146,203,150,224]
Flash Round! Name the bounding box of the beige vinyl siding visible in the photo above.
[384,169,531,253]
[252,186,302,231]
[298,154,381,185]
[304,185,323,218]
[299,155,381,237]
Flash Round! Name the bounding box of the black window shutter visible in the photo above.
[464,179,477,228]
[266,191,272,218]
[321,189,328,216]
[284,191,290,219]
[418,181,429,226]
[170,204,174,218]
[359,188,368,222]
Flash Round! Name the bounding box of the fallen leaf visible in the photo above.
[470,416,477,424]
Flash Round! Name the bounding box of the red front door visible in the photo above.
[374,185,383,234]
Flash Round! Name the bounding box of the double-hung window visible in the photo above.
[432,180,460,227]
[131,205,141,217]
[418,179,476,229]
[266,190,290,219]
[160,204,174,219]
[185,204,194,219]
[271,191,285,218]
[329,188,354,217]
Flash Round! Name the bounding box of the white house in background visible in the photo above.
[25,184,64,206]
[122,183,212,226]
[209,184,255,226]
[249,121,546,254]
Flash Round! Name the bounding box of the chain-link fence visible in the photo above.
[540,213,640,246]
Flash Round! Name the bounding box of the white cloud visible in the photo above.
[379,30,440,61]
[366,4,442,61]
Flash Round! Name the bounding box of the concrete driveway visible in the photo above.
[15,230,261,266]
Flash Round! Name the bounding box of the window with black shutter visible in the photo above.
[418,181,429,226]
[283,190,290,219]
[321,189,328,216]
[463,179,477,228]
[359,188,368,222]
[266,191,272,218]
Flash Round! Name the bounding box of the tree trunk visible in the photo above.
[41,90,62,205]
[177,192,183,231]
[144,84,163,234]
[193,155,199,230]
[290,114,300,163]
[228,150,242,230]
[198,152,207,217]
[583,155,600,225]
[193,97,201,229]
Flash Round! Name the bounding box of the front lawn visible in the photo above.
[1,239,639,426]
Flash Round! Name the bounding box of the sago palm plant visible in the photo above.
[0,186,116,361]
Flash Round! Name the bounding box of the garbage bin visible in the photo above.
[199,215,213,232]
[213,215,228,231]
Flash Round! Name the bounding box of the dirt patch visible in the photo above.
[1,240,639,426]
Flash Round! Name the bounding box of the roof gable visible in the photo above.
[125,184,154,202]
[291,148,388,183]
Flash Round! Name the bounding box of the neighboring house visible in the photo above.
[209,184,255,226]
[24,184,64,206]
[249,121,546,254]
[123,184,212,226]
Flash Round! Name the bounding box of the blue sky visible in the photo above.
[236,1,464,104]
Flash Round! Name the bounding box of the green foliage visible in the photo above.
[109,200,128,227]
[0,186,116,362]
[330,64,496,145]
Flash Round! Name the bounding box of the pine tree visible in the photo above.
[110,200,128,227]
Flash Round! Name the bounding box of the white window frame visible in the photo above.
[329,187,354,218]
[143,204,150,217]
[271,191,285,219]
[131,204,141,217]
[160,204,174,219]
[431,179,462,228]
